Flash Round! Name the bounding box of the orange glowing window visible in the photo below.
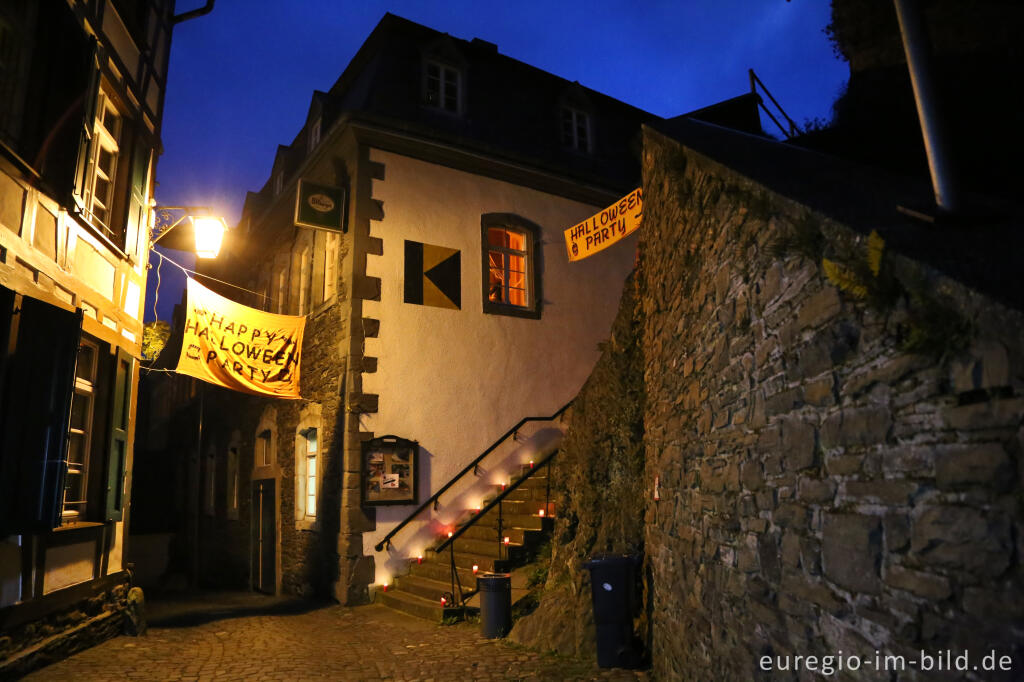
[487,227,529,307]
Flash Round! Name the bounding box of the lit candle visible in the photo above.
[538,508,545,517]
[417,555,423,564]
[503,536,510,545]
[447,531,453,538]
[440,596,447,606]
[529,460,534,468]
[472,564,479,574]
[382,584,388,592]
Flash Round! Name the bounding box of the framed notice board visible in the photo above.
[361,435,418,506]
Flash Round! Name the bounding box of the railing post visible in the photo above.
[545,460,551,517]
[498,499,504,560]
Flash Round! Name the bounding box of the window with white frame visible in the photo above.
[303,428,317,516]
[313,230,340,307]
[560,106,591,153]
[294,418,320,529]
[256,429,272,467]
[63,340,98,522]
[296,245,312,315]
[309,118,321,149]
[226,445,239,519]
[203,448,216,516]
[274,264,287,314]
[481,213,542,319]
[424,60,460,114]
[84,88,124,237]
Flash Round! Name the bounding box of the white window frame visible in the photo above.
[63,339,99,523]
[424,59,461,114]
[203,447,216,516]
[84,87,124,237]
[309,118,321,149]
[561,106,591,153]
[293,404,321,531]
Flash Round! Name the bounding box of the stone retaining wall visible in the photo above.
[640,127,1023,680]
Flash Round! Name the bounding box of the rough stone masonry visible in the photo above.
[639,126,1023,681]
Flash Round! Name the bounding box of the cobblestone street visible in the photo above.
[22,592,649,681]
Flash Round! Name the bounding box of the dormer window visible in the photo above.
[274,171,283,195]
[561,107,591,153]
[425,60,460,114]
[309,118,321,150]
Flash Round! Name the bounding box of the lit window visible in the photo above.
[313,231,340,307]
[303,427,317,517]
[561,107,590,152]
[63,341,98,521]
[84,89,123,237]
[481,214,541,319]
[425,60,460,114]
[487,228,528,307]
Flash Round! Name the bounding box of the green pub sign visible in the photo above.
[294,179,346,232]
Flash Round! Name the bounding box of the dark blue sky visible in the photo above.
[146,0,848,321]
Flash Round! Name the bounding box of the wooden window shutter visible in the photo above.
[104,348,133,521]
[69,41,100,213]
[0,297,82,533]
[122,133,151,257]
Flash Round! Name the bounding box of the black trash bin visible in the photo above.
[478,572,512,638]
[583,554,641,668]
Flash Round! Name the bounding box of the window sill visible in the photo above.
[482,301,541,320]
[54,521,105,533]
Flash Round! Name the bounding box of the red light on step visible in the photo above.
[472,564,479,574]
[503,536,510,545]
[447,531,453,538]
[501,482,507,490]
[381,584,388,592]
[440,596,447,606]
[538,509,545,517]
[529,460,534,468]
[417,555,423,564]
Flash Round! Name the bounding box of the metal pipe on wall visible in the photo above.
[893,0,960,214]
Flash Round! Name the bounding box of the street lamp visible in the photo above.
[151,206,227,259]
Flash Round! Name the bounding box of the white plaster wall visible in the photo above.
[362,148,638,582]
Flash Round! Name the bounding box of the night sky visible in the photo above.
[146,0,848,321]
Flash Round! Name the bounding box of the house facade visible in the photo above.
[0,0,189,671]
[162,13,661,603]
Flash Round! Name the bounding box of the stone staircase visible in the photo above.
[375,463,555,621]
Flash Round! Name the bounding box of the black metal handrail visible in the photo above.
[749,68,803,139]
[435,447,558,554]
[373,401,571,552]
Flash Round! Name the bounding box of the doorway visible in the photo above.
[251,479,276,593]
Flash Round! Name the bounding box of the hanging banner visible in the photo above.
[564,187,643,262]
[295,179,346,232]
[176,278,305,399]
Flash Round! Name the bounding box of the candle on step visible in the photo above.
[538,508,545,517]
[504,536,510,545]
[529,460,534,468]
[417,555,422,564]
[472,564,479,574]
[447,531,453,538]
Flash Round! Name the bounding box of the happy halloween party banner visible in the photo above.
[176,277,305,398]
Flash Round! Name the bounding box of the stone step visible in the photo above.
[424,548,515,574]
[457,524,528,544]
[375,586,462,622]
[408,559,478,585]
[394,573,467,602]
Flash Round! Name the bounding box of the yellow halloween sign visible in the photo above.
[176,278,305,398]
[564,187,643,262]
